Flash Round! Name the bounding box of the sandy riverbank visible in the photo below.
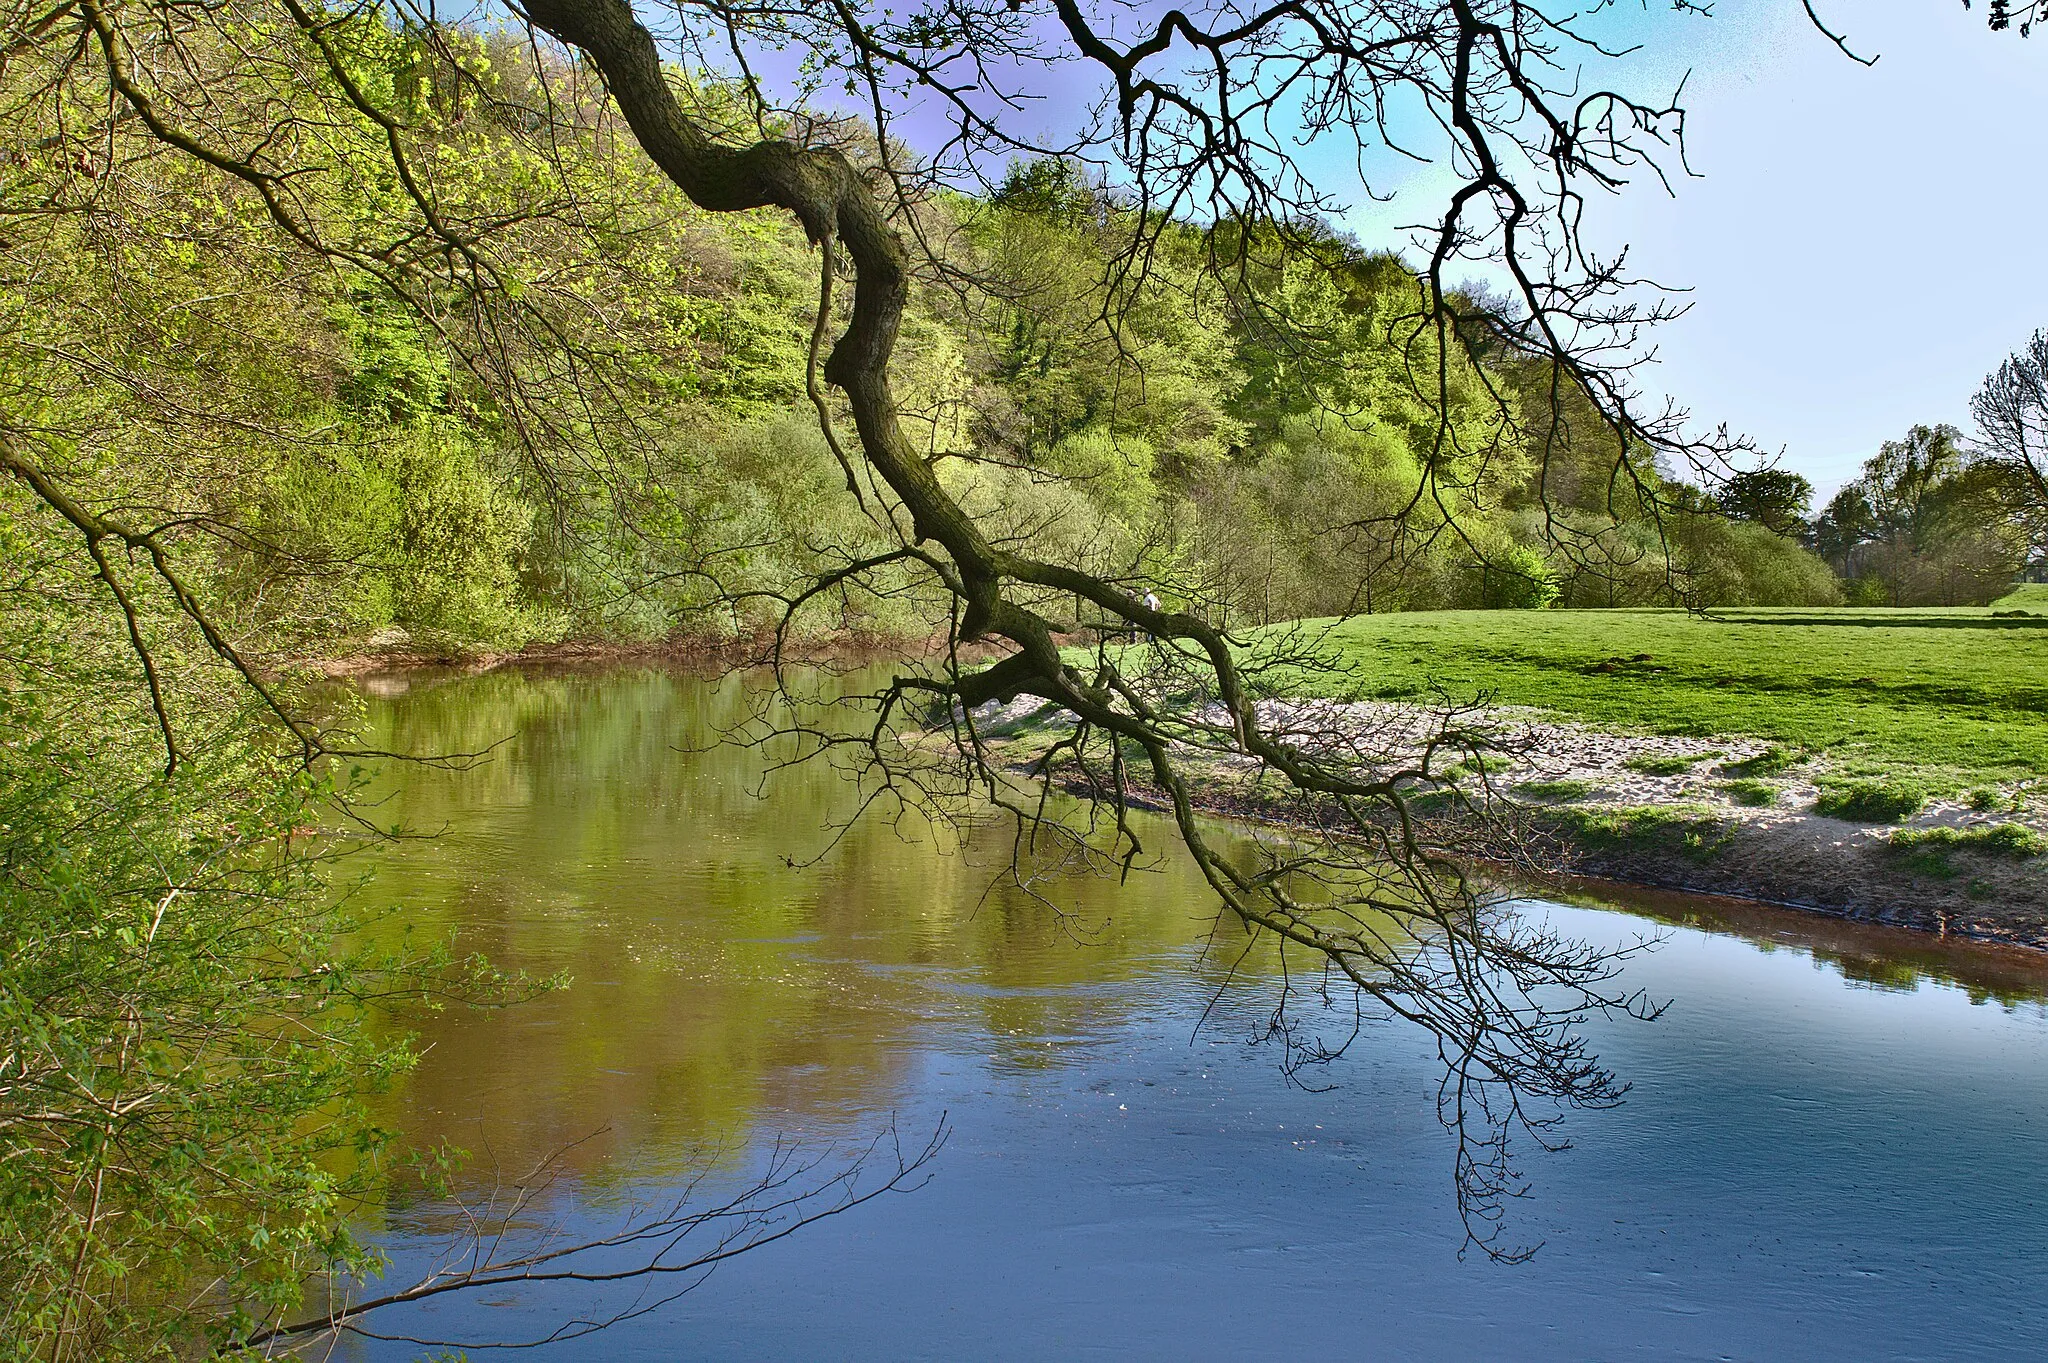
[969,694,2048,952]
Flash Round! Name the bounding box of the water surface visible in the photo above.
[340,666,2048,1361]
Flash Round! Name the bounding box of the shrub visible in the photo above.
[1672,516,1845,607]
[1468,540,1561,611]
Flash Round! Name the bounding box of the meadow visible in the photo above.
[1248,595,2048,791]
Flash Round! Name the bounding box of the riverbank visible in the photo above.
[274,624,971,680]
[974,687,2048,952]
[298,607,2048,951]
[1054,604,2048,947]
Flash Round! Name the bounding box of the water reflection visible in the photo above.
[1540,878,2048,1010]
[351,665,1292,1189]
[338,664,2048,1361]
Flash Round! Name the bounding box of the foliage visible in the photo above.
[1812,425,2029,606]
[0,494,517,1359]
[1715,468,1815,538]
[1,7,1852,666]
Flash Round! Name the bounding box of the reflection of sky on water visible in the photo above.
[341,668,2048,1361]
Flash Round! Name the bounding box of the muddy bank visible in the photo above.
[974,695,2048,953]
[271,625,980,680]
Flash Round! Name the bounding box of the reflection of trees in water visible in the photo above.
[358,668,2048,1277]
[353,667,1277,1201]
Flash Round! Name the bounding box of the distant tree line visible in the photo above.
[1709,332,2048,608]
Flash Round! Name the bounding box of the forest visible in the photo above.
[8,23,1941,675]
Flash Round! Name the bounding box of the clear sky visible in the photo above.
[1550,0,2048,497]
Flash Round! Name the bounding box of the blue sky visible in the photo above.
[1512,0,2046,497]
[1266,0,2047,497]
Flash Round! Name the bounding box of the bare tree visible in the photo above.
[1971,329,2048,557]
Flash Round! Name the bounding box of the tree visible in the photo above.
[0,0,1997,1334]
[1812,424,2026,604]
[1970,328,2048,558]
[1715,468,1815,539]
[1976,0,2042,35]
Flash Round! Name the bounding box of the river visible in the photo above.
[335,665,2048,1361]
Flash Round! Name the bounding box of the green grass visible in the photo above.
[1624,753,1706,776]
[1719,745,1802,778]
[1556,803,1731,860]
[1515,778,1595,801]
[1885,822,2047,877]
[1232,607,2048,787]
[1992,583,2048,611]
[1814,776,1927,824]
[1720,778,1778,807]
[1889,822,2048,858]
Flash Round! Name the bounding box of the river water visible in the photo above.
[338,666,2048,1361]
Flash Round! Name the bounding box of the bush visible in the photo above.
[1814,777,1927,824]
[1672,516,1844,608]
[0,525,527,1356]
[1468,540,1561,611]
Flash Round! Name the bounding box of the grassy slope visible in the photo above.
[1253,607,2048,787]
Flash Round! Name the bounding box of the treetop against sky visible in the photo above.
[726,0,2042,498]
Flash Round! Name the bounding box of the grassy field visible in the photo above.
[1241,606,2048,789]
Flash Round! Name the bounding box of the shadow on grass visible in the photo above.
[1709,612,2048,631]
